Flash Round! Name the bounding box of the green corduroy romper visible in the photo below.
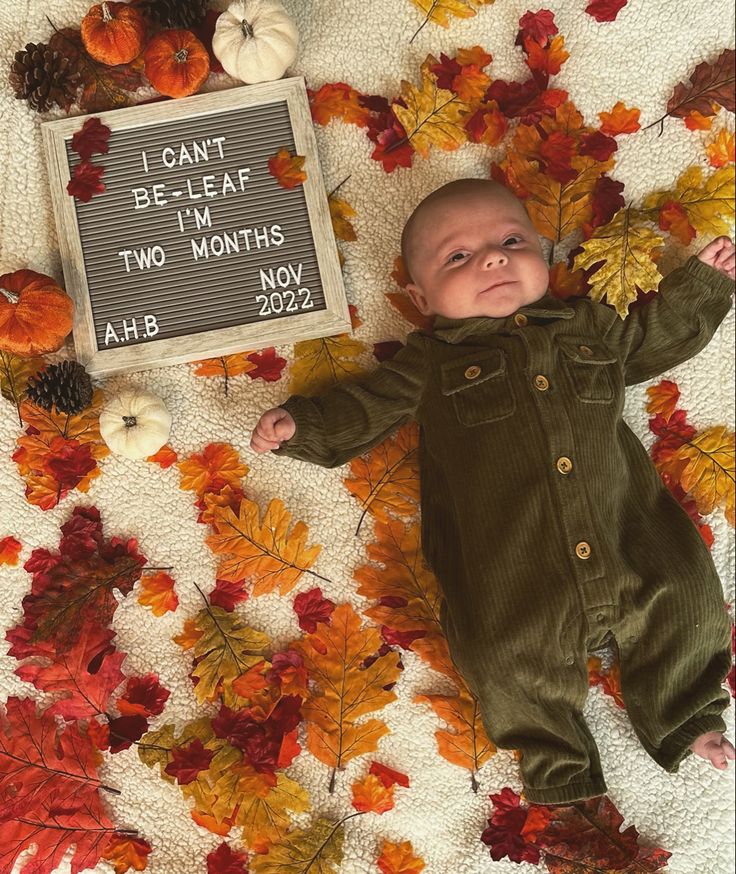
[274,255,735,804]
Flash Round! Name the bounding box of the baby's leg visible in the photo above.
[690,731,736,770]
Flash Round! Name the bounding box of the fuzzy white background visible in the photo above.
[1,1,735,872]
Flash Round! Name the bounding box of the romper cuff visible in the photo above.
[654,713,728,773]
[271,395,328,461]
[522,774,608,805]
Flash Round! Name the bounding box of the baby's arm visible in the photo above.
[251,407,295,453]
[588,238,735,385]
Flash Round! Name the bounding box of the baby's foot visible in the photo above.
[689,731,736,770]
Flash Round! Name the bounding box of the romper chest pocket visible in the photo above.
[556,336,617,403]
[441,348,515,426]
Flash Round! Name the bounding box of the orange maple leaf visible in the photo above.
[414,687,496,788]
[0,535,22,566]
[101,834,152,873]
[645,380,680,422]
[598,100,641,136]
[344,422,420,533]
[191,354,256,396]
[295,603,401,786]
[523,33,569,76]
[351,772,395,814]
[177,442,249,499]
[377,839,425,874]
[310,82,370,127]
[138,571,178,617]
[268,148,307,189]
[147,444,178,468]
[206,497,322,596]
[456,45,492,69]
[706,128,735,168]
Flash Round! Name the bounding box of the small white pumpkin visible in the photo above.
[99,389,172,459]
[213,0,298,84]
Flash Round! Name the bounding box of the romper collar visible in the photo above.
[430,292,575,344]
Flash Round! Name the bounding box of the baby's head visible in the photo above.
[401,178,549,319]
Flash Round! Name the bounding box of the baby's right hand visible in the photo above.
[250,407,296,453]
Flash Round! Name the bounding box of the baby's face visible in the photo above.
[405,192,550,319]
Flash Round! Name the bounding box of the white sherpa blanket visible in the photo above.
[1,1,734,872]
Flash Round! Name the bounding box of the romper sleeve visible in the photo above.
[587,255,735,385]
[272,331,428,468]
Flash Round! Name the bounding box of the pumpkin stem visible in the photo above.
[101,2,112,22]
[122,415,137,428]
[0,287,18,303]
[240,19,254,39]
[174,48,189,63]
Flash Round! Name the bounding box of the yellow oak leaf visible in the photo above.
[178,605,271,704]
[668,425,735,525]
[643,165,735,238]
[377,839,426,874]
[571,209,665,317]
[329,195,357,241]
[289,332,367,395]
[177,442,249,499]
[409,0,477,31]
[236,772,311,854]
[393,70,470,159]
[206,497,323,596]
[138,571,178,616]
[295,603,401,784]
[344,422,420,533]
[249,817,343,873]
[414,687,496,787]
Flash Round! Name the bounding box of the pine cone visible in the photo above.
[8,42,80,113]
[27,361,93,416]
[136,0,210,29]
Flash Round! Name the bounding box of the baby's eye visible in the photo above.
[447,252,468,263]
[504,236,521,245]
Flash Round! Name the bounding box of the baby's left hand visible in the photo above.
[695,236,735,280]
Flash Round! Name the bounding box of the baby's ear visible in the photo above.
[406,282,431,315]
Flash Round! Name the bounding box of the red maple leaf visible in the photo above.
[67,160,106,202]
[117,673,170,718]
[44,437,97,491]
[165,738,215,784]
[585,0,629,23]
[207,841,250,874]
[293,586,336,633]
[246,347,287,382]
[481,787,541,864]
[71,116,111,160]
[106,714,148,753]
[210,578,249,611]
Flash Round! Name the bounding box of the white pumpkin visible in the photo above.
[213,0,298,84]
[99,389,172,459]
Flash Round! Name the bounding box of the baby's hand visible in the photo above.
[250,407,296,453]
[695,236,735,280]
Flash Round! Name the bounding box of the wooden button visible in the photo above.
[464,365,481,379]
[534,374,549,391]
[556,456,573,474]
[575,541,591,560]
[514,313,528,326]
[579,345,594,357]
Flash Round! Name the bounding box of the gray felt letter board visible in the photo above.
[42,77,350,376]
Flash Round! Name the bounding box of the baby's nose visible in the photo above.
[484,249,508,266]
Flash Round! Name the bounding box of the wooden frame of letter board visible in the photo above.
[41,77,351,376]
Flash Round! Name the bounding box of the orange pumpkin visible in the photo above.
[144,30,210,99]
[81,2,147,66]
[0,270,74,357]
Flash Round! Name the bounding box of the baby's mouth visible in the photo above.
[480,280,516,294]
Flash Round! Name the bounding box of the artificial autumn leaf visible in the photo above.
[481,787,542,864]
[585,0,628,23]
[645,379,680,423]
[414,687,495,790]
[295,603,401,789]
[588,655,625,709]
[571,209,665,316]
[329,196,358,241]
[377,839,425,874]
[147,444,178,467]
[351,772,395,814]
[166,738,216,784]
[355,518,458,679]
[409,0,482,34]
[178,442,249,499]
[179,604,271,704]
[117,673,170,718]
[665,48,735,123]
[211,577,250,612]
[0,534,22,565]
[344,422,420,533]
[643,165,735,240]
[249,817,345,873]
[598,100,641,135]
[207,842,249,874]
[101,834,153,874]
[0,349,44,426]
[206,497,323,596]
[71,116,111,160]
[664,425,735,525]
[67,159,106,201]
[268,148,307,189]
[392,71,470,159]
[293,586,336,633]
[138,571,179,616]
[246,347,287,382]
[310,82,371,126]
[192,354,256,396]
[0,696,106,821]
[706,128,735,168]
[289,331,367,395]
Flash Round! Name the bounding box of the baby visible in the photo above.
[251,178,736,804]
